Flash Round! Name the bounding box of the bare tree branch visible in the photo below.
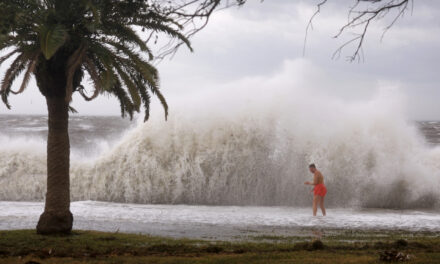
[147,0,247,62]
[303,0,327,56]
[306,0,412,62]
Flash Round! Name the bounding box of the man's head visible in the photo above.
[309,163,316,173]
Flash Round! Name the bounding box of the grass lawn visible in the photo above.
[0,229,439,263]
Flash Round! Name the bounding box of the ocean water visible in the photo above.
[0,115,439,236]
[417,121,440,146]
[0,114,439,208]
[1,82,440,236]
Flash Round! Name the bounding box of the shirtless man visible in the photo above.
[304,164,327,216]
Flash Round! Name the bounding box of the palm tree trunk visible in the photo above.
[36,96,73,234]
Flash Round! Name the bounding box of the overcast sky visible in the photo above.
[1,0,439,120]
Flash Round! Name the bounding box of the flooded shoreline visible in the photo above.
[1,201,439,240]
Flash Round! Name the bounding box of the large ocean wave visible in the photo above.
[1,60,439,209]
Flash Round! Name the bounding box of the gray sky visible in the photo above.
[1,0,439,120]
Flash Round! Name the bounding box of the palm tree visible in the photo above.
[0,0,199,234]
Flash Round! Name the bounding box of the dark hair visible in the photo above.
[309,163,316,168]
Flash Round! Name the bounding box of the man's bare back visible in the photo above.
[314,170,324,185]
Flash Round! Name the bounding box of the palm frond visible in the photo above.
[38,24,68,60]
[0,53,30,108]
[96,40,167,120]
[81,56,102,101]
[65,44,87,102]
[142,22,192,52]
[137,81,151,122]
[11,52,39,95]
[113,63,141,111]
[153,87,168,120]
[101,23,153,60]
[0,49,18,66]
[68,105,78,113]
[112,79,135,120]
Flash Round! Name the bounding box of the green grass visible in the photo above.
[0,229,439,263]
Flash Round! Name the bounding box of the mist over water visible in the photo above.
[0,60,439,209]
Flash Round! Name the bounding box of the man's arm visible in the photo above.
[305,173,319,185]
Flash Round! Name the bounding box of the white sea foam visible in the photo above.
[0,201,439,239]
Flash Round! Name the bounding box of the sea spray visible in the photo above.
[0,60,439,208]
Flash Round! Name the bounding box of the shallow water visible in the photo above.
[1,201,439,240]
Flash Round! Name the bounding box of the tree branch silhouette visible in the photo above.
[306,0,412,62]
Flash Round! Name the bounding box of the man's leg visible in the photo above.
[319,196,326,216]
[313,195,318,216]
